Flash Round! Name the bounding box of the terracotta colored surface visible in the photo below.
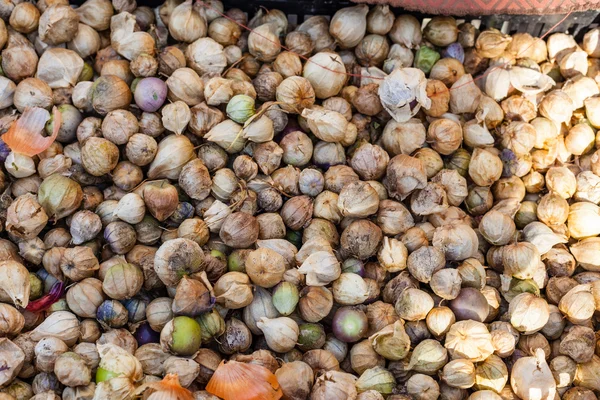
[352,0,600,15]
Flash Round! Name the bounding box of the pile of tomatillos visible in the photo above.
[3,0,600,399]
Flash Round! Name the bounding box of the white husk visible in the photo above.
[204,200,232,233]
[522,221,568,254]
[332,273,369,305]
[0,260,30,308]
[242,114,274,143]
[485,67,511,101]
[205,119,246,153]
[445,320,494,362]
[377,237,408,273]
[329,5,368,49]
[510,348,556,400]
[508,66,555,96]
[256,317,299,353]
[97,343,143,381]
[568,202,600,239]
[297,250,341,286]
[378,67,430,122]
[570,238,600,271]
[30,311,80,346]
[36,48,84,89]
[450,74,482,114]
[301,108,348,143]
[186,37,227,75]
[110,12,156,60]
[463,118,495,148]
[303,52,347,99]
[162,101,191,135]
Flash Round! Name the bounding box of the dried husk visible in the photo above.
[110,12,155,60]
[378,68,431,123]
[510,348,556,400]
[30,311,80,346]
[205,119,246,154]
[0,260,30,308]
[147,134,195,179]
[36,48,84,89]
[298,251,341,286]
[369,320,410,361]
[0,338,24,387]
[450,74,482,114]
[329,5,368,49]
[303,52,346,99]
[161,101,191,135]
[168,0,206,43]
[445,320,494,362]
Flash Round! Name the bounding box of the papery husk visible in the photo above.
[297,16,335,52]
[97,343,143,381]
[162,101,191,135]
[508,66,555,97]
[311,370,357,399]
[36,48,84,89]
[558,283,595,325]
[476,95,505,129]
[3,107,60,157]
[301,108,348,143]
[407,339,448,374]
[355,366,395,395]
[206,360,283,400]
[568,202,600,239]
[0,338,25,387]
[463,118,494,148]
[296,238,333,265]
[204,77,233,106]
[484,67,511,101]
[303,52,346,99]
[248,23,281,62]
[256,317,299,353]
[136,374,193,400]
[186,37,227,76]
[508,292,549,334]
[442,359,475,389]
[30,311,80,346]
[562,76,598,109]
[205,119,245,154]
[370,320,410,361]
[385,154,427,201]
[574,355,600,392]
[76,0,113,30]
[275,361,314,400]
[204,200,232,233]
[0,260,30,308]
[93,377,136,400]
[522,221,567,255]
[214,272,253,309]
[474,354,508,392]
[450,74,481,114]
[332,273,369,305]
[445,320,494,362]
[147,134,195,179]
[110,12,156,60]
[329,5,368,49]
[510,348,556,400]
[257,239,298,268]
[378,68,430,123]
[242,114,274,143]
[570,238,600,271]
[377,237,408,273]
[432,223,479,261]
[168,0,206,43]
[297,250,341,286]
